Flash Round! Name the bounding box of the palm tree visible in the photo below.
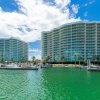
[93,54,97,64]
[78,54,83,65]
[61,55,65,64]
[32,56,36,64]
[45,56,51,63]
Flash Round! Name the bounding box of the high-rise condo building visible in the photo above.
[42,21,100,63]
[0,38,28,63]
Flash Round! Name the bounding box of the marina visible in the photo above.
[0,0,100,99]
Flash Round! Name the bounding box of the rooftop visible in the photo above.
[0,37,27,43]
[42,21,100,33]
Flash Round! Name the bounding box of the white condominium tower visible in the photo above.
[0,38,28,63]
[42,21,100,63]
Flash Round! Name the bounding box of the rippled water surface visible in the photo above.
[0,68,100,100]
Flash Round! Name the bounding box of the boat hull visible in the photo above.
[87,68,100,71]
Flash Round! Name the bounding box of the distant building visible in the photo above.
[0,38,28,63]
[42,21,100,63]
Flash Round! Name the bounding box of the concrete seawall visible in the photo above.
[52,64,81,67]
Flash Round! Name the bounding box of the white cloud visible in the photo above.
[88,0,95,4]
[0,0,80,42]
[29,48,41,53]
[83,0,95,7]
[0,0,81,60]
[55,0,70,9]
[29,54,41,60]
[29,48,41,60]
[71,4,79,14]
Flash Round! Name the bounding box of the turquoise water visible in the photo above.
[0,68,100,100]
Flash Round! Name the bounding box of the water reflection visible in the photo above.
[0,68,100,100]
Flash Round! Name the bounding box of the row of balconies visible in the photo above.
[43,47,100,55]
[44,32,99,39]
[60,40,68,43]
[86,26,96,28]
[72,28,85,30]
[60,37,71,39]
[86,36,96,38]
[61,26,85,29]
[72,30,85,34]
[43,38,97,47]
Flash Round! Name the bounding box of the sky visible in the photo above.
[0,0,99,60]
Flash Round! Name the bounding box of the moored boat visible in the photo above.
[0,64,38,70]
[87,60,100,71]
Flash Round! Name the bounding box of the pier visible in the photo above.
[0,67,38,70]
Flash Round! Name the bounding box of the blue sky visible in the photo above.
[73,0,100,21]
[0,0,99,60]
[0,0,99,20]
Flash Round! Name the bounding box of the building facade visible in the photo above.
[42,21,100,63]
[0,38,28,63]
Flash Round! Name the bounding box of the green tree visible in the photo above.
[45,56,51,63]
[93,54,97,64]
[61,55,65,64]
[78,54,83,65]
[32,56,36,64]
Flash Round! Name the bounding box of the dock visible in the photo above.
[0,67,38,70]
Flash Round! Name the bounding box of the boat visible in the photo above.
[87,64,100,71]
[1,64,17,68]
[0,64,38,70]
[87,60,100,71]
[41,63,52,68]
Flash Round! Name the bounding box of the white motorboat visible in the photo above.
[1,64,18,68]
[0,64,38,70]
[87,60,100,71]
